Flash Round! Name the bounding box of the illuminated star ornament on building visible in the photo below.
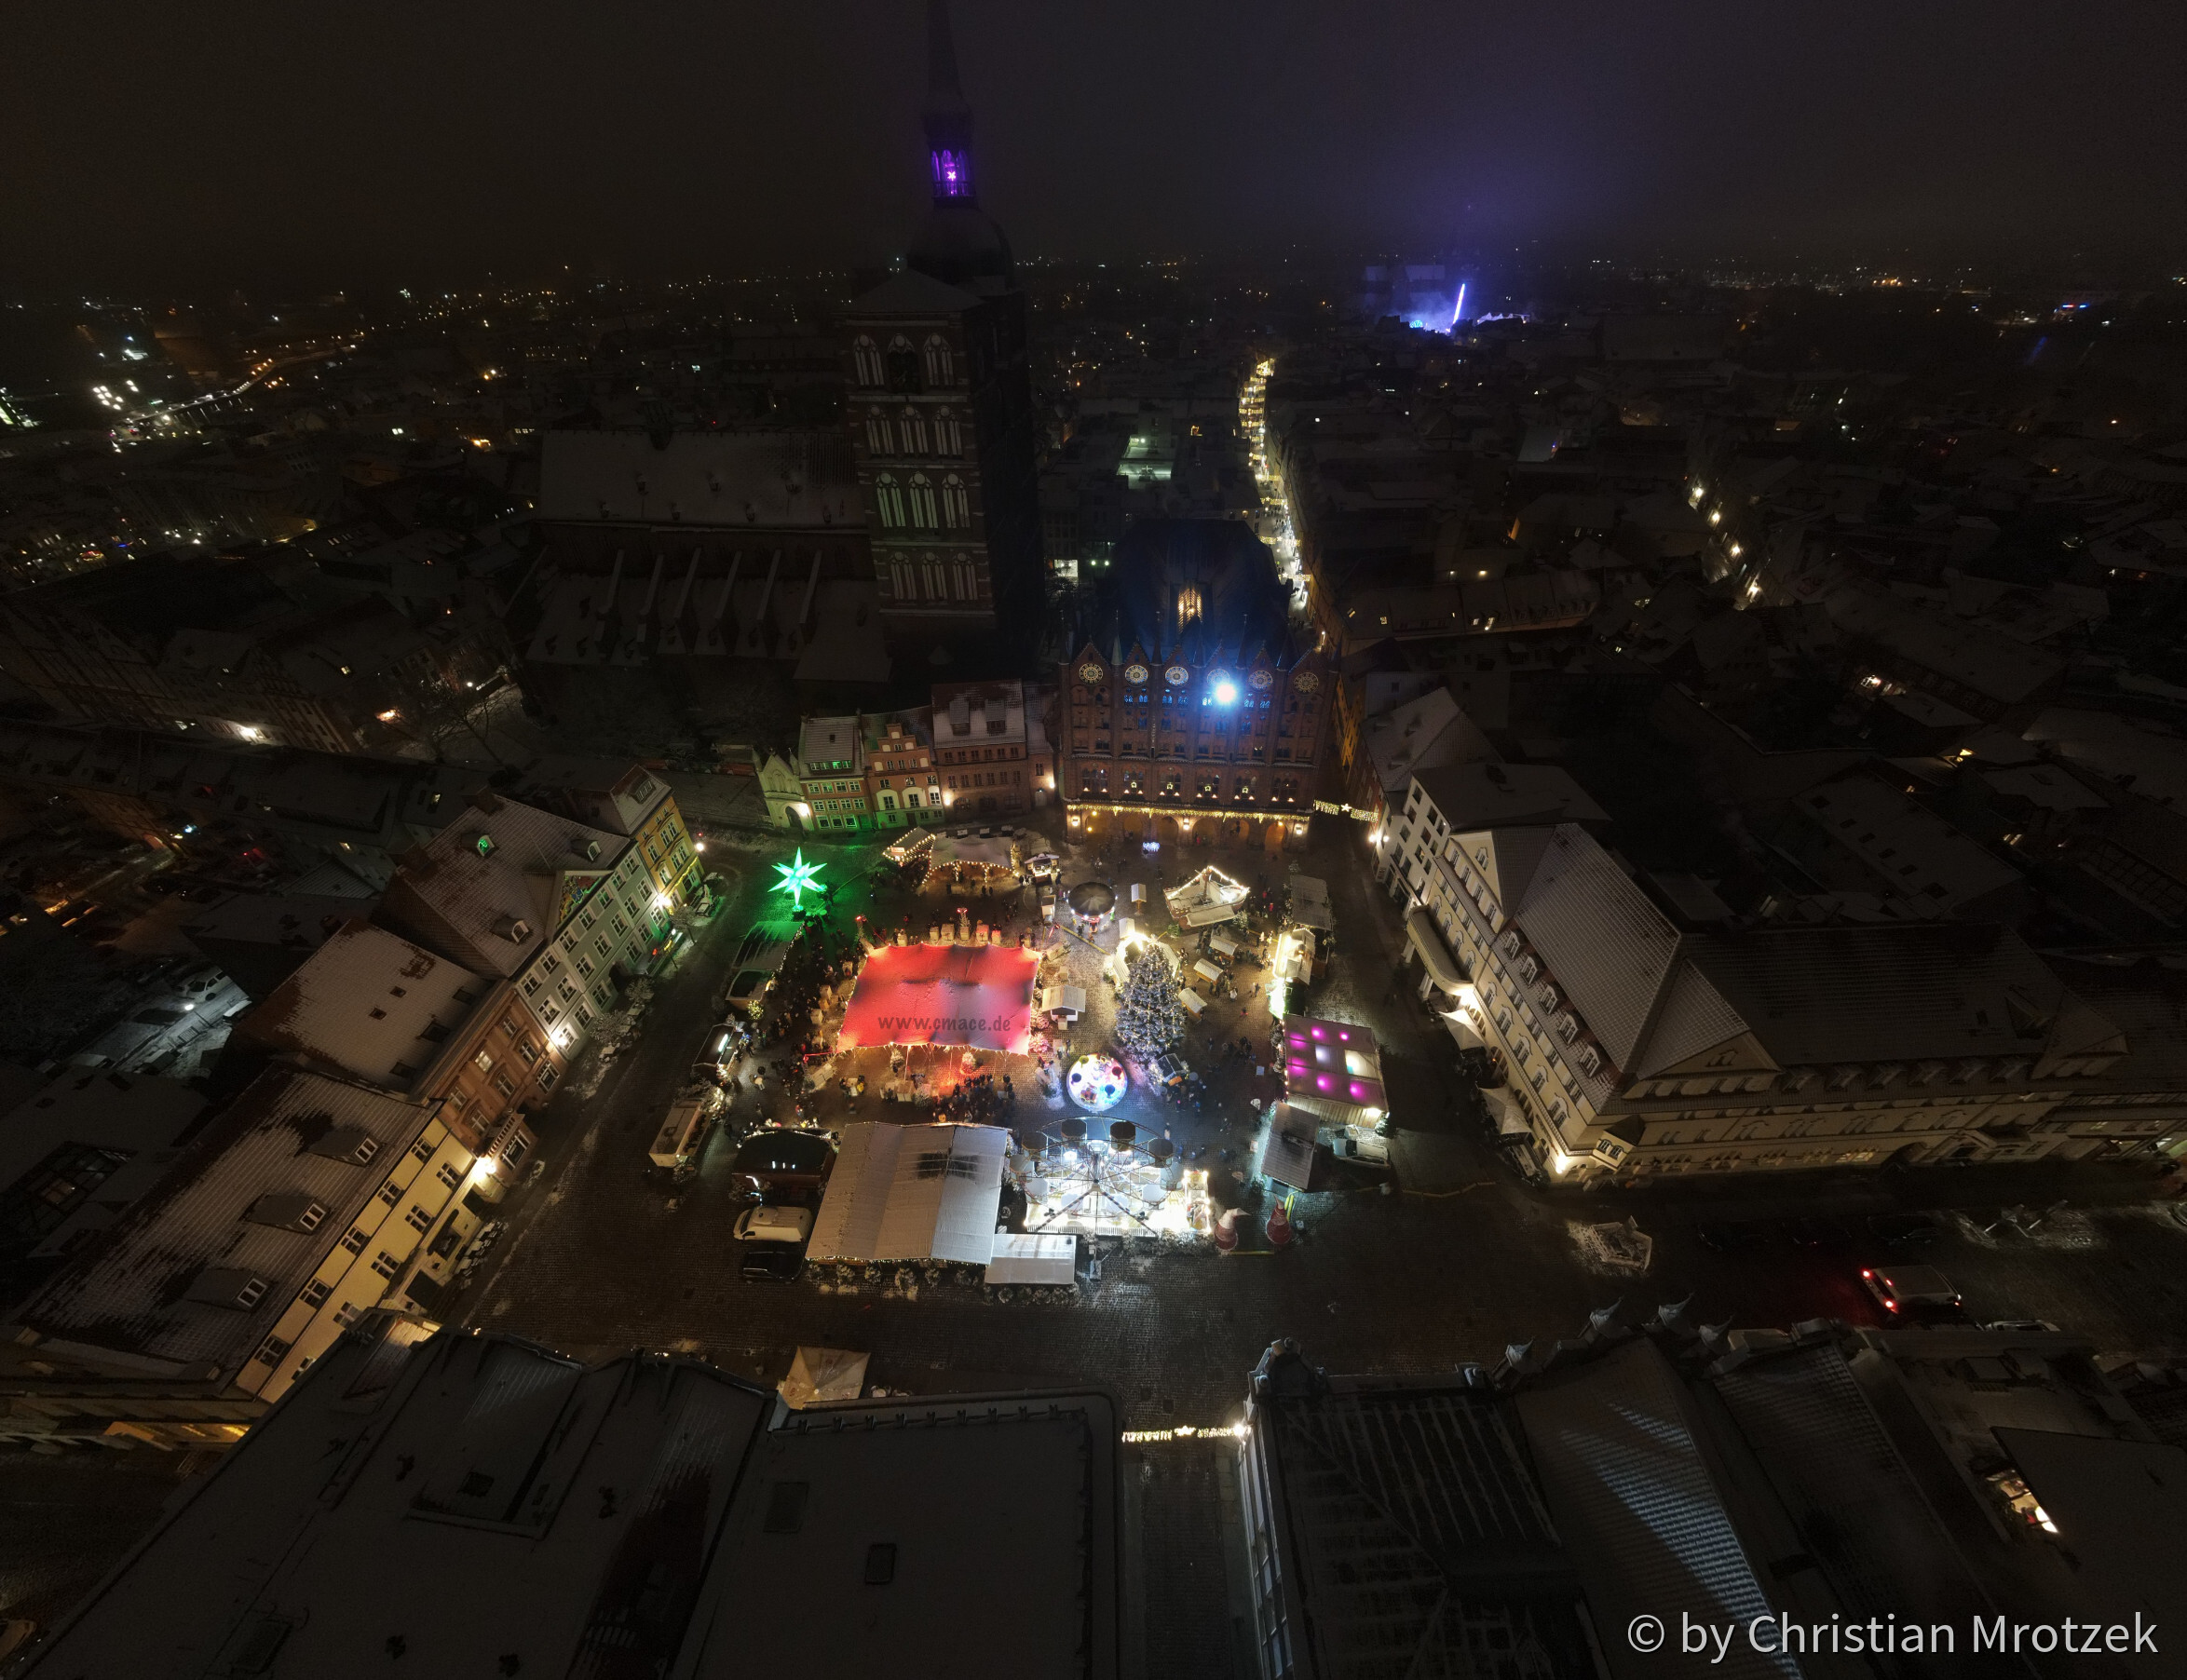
[771,849,825,911]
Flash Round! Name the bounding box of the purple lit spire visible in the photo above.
[922,0,976,204]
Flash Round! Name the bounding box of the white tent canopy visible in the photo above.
[934,833,1016,871]
[777,1346,870,1409]
[884,829,935,866]
[1166,866,1249,928]
[1290,875,1336,931]
[1039,984,1087,1017]
[985,1233,1077,1286]
[808,1122,1008,1265]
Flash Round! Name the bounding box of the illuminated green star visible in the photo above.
[770,848,825,912]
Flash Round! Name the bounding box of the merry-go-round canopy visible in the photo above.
[1066,880,1117,919]
[835,942,1040,1053]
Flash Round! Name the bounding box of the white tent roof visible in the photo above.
[1166,866,1248,928]
[985,1233,1077,1286]
[1260,1104,1319,1192]
[1291,875,1336,930]
[883,830,934,866]
[933,833,1015,870]
[808,1122,1007,1265]
[777,1346,870,1409]
[1039,984,1087,1015]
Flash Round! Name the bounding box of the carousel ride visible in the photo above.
[1065,1051,1129,1112]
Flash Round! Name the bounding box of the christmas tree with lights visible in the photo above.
[1115,942,1185,1058]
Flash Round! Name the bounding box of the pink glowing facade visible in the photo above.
[1280,1015,1387,1123]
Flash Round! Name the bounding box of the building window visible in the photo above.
[900,407,929,454]
[494,1072,517,1097]
[864,410,893,455]
[437,1160,463,1188]
[908,475,938,531]
[942,476,970,529]
[852,336,883,387]
[922,335,954,386]
[341,1227,369,1254]
[405,1204,432,1233]
[473,1050,493,1075]
[301,1279,333,1309]
[254,1335,292,1367]
[410,1137,434,1162]
[876,475,905,528]
[371,1251,401,1280]
[934,408,962,455]
[378,1182,401,1206]
[885,339,921,392]
[333,1303,363,1328]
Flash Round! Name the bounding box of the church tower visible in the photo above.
[841,0,1042,650]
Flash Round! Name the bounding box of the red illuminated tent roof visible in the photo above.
[835,943,1040,1053]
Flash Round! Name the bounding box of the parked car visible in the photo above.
[1860,1263,1963,1320]
[727,1129,836,1198]
[733,1204,813,1245]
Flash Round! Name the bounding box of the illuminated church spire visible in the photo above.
[923,0,976,205]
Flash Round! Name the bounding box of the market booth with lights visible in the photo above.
[834,942,1040,1056]
[1280,1016,1388,1129]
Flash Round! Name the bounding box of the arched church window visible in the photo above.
[885,336,921,393]
[852,337,883,388]
[941,475,970,530]
[932,408,962,455]
[899,407,930,455]
[864,409,893,456]
[907,475,939,531]
[875,475,905,529]
[922,335,955,387]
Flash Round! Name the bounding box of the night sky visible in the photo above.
[6,0,2184,292]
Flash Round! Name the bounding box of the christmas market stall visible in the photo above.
[1288,875,1336,933]
[807,1121,1010,1265]
[835,943,1039,1054]
[1164,865,1249,929]
[1279,1016,1388,1129]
